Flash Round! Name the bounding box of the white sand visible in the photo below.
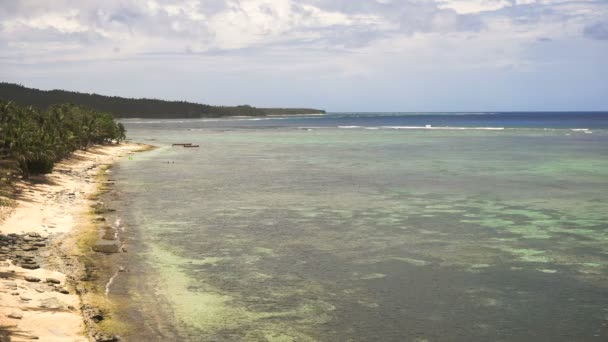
[0,143,147,341]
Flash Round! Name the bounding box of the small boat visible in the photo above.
[172,143,192,146]
[183,144,199,148]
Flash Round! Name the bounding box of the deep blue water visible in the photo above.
[122,112,608,130]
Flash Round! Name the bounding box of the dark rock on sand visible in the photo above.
[92,241,120,254]
[8,311,23,319]
[21,264,40,270]
[21,245,38,251]
[24,276,41,282]
[82,304,105,322]
[92,331,121,342]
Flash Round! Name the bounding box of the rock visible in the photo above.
[22,264,40,270]
[82,305,105,322]
[92,331,120,342]
[21,245,38,251]
[20,296,32,301]
[39,297,64,310]
[57,288,70,294]
[4,281,18,289]
[92,242,120,254]
[24,276,41,282]
[46,278,61,284]
[14,252,27,258]
[8,310,23,319]
[101,228,117,241]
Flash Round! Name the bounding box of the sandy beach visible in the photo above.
[0,143,149,342]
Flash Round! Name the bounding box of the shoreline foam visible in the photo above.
[0,142,151,342]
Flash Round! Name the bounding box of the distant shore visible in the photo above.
[0,82,326,119]
[0,142,151,342]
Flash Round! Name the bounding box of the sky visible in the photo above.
[1,0,607,112]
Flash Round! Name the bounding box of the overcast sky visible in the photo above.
[1,0,607,111]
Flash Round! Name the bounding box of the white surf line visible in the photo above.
[337,125,506,130]
[105,269,121,297]
[571,128,593,134]
[380,126,505,130]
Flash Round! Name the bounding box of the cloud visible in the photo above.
[0,0,606,111]
[1,1,606,65]
[0,0,486,60]
[584,21,608,40]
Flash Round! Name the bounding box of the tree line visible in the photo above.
[0,100,125,177]
[0,83,325,118]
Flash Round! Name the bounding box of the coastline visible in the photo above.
[0,142,152,342]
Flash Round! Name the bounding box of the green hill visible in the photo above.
[0,82,325,118]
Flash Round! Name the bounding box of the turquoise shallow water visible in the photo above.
[111,123,608,341]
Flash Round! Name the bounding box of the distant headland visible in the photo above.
[0,82,325,118]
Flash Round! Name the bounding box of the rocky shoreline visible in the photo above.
[0,231,119,342]
[0,233,49,271]
[0,143,152,342]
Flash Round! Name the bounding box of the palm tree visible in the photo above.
[0,100,126,177]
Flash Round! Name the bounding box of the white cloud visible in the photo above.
[0,0,606,110]
[0,0,605,61]
[438,0,512,14]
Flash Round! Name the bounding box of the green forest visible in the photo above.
[0,83,325,118]
[0,100,125,179]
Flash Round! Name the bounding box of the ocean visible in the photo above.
[107,112,608,341]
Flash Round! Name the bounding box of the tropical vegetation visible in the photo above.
[0,100,125,177]
[0,82,325,118]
